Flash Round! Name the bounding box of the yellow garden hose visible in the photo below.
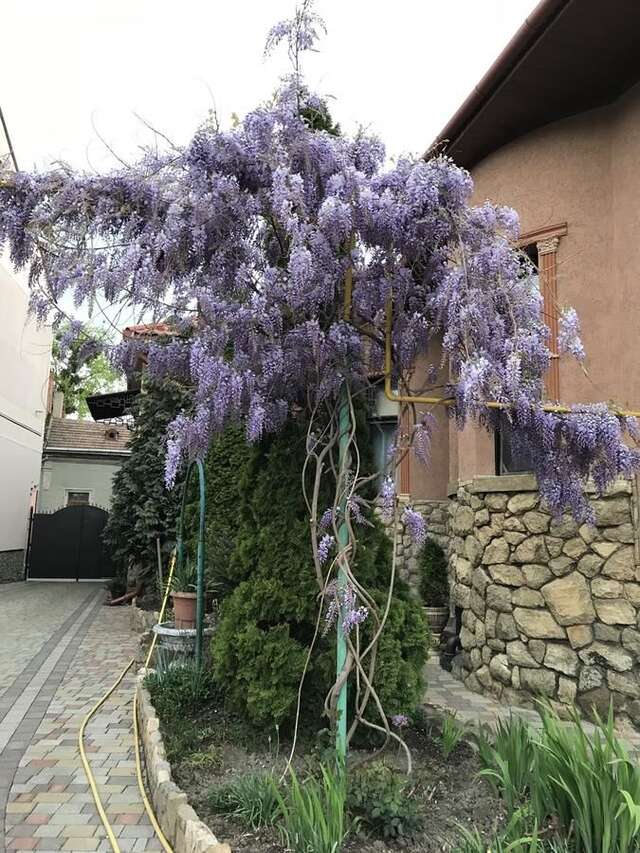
[79,553,177,853]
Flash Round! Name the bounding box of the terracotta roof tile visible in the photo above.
[45,417,131,453]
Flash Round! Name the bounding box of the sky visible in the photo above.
[1,0,539,173]
[1,0,540,345]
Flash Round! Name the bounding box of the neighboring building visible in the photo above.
[38,405,131,512]
[0,262,52,581]
[400,0,640,724]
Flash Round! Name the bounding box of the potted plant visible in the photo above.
[170,560,198,629]
[418,538,449,638]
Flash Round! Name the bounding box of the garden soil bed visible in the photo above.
[159,700,506,852]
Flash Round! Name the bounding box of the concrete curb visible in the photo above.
[135,671,231,853]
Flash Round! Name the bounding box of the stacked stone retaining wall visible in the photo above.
[447,475,640,728]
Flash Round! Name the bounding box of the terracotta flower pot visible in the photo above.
[171,591,197,629]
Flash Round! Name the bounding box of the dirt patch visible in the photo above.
[160,701,506,852]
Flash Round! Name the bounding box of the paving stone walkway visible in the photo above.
[424,659,640,749]
[0,582,161,852]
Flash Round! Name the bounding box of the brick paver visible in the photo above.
[1,583,162,852]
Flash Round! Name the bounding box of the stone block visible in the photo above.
[607,671,640,698]
[577,553,604,578]
[558,676,577,705]
[541,574,595,626]
[504,516,525,532]
[504,532,527,546]
[513,607,565,639]
[485,608,497,637]
[578,523,597,544]
[454,557,472,585]
[506,640,539,668]
[593,623,620,643]
[489,653,511,685]
[592,541,622,559]
[578,666,603,692]
[529,639,546,663]
[465,536,483,567]
[593,598,636,625]
[452,583,471,609]
[562,538,588,559]
[566,624,592,649]
[544,643,579,676]
[603,523,634,544]
[523,511,550,534]
[513,535,549,564]
[522,564,552,589]
[621,627,640,657]
[452,505,475,535]
[578,642,633,672]
[549,514,578,539]
[591,578,623,598]
[482,538,510,565]
[507,493,538,514]
[512,588,544,607]
[593,498,631,527]
[486,584,513,613]
[488,638,506,652]
[475,508,490,526]
[549,556,573,577]
[469,588,486,618]
[477,665,492,688]
[520,667,556,697]
[472,566,490,594]
[489,564,525,587]
[545,536,564,558]
[485,493,508,511]
[578,687,625,721]
[496,613,519,640]
[602,548,636,581]
[625,584,640,606]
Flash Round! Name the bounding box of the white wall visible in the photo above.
[39,456,123,512]
[0,263,52,552]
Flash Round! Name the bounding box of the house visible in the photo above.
[0,262,52,582]
[405,0,640,723]
[38,396,131,512]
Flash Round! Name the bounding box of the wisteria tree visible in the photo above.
[1,2,639,762]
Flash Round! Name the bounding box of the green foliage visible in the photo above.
[473,716,538,813]
[275,764,348,853]
[212,417,428,729]
[418,538,449,606]
[474,705,640,853]
[170,559,197,593]
[347,760,422,840]
[184,426,253,597]
[144,662,219,764]
[440,711,466,759]
[52,321,120,417]
[451,808,558,853]
[103,376,191,582]
[208,772,280,830]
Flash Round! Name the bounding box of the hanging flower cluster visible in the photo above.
[323,581,369,636]
[0,8,637,522]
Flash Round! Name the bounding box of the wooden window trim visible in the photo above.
[518,223,567,402]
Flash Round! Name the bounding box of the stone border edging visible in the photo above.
[135,671,231,853]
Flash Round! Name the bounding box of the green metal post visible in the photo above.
[176,458,206,669]
[336,380,350,760]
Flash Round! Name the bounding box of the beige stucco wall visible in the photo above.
[0,262,52,556]
[444,79,640,486]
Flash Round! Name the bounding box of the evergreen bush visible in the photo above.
[418,538,449,607]
[103,376,191,584]
[212,417,428,729]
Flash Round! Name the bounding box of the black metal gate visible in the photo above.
[27,505,114,581]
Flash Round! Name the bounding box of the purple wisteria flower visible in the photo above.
[558,307,586,361]
[323,582,368,636]
[318,534,334,565]
[402,506,427,546]
[380,477,396,522]
[391,713,409,728]
[319,508,334,530]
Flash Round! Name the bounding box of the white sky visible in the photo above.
[1,0,539,172]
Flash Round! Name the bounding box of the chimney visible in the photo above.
[52,390,65,418]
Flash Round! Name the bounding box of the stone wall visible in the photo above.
[0,550,24,583]
[447,474,640,728]
[376,498,449,595]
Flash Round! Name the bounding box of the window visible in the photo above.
[370,418,397,484]
[495,415,533,475]
[66,490,91,507]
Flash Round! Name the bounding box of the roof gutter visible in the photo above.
[44,447,131,457]
[430,0,572,158]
